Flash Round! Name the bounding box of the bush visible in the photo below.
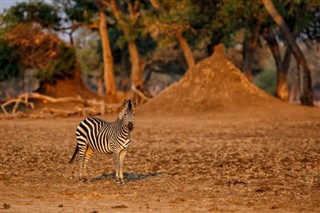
[0,38,21,81]
[36,44,77,83]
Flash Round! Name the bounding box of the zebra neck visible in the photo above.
[119,118,130,135]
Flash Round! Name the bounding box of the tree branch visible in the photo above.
[0,92,116,117]
[261,0,314,106]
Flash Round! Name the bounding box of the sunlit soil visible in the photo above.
[1,108,319,212]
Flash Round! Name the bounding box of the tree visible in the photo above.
[75,29,104,96]
[261,27,289,101]
[6,24,77,84]
[54,0,118,100]
[207,0,317,104]
[149,0,195,69]
[2,2,77,86]
[97,1,117,100]
[2,1,61,30]
[261,0,314,106]
[104,0,145,89]
[242,26,260,82]
[216,0,263,82]
[261,1,319,103]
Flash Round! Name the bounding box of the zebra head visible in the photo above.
[121,99,136,131]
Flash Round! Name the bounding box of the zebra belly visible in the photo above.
[76,118,113,154]
[88,138,113,154]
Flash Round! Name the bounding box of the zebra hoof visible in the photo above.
[116,178,126,185]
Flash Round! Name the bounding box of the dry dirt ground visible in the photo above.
[1,106,320,213]
[1,45,320,212]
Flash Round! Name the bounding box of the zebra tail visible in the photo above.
[69,145,79,164]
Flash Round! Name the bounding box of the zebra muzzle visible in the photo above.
[128,122,134,131]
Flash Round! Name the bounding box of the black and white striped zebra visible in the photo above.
[69,99,136,184]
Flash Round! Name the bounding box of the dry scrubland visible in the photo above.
[1,46,320,212]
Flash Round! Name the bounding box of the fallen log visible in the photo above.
[131,85,152,105]
[0,92,111,117]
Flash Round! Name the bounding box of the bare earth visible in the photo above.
[1,105,320,213]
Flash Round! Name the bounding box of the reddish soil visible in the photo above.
[1,45,320,212]
[37,77,98,100]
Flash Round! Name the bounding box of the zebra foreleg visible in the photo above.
[118,149,127,184]
[113,150,126,185]
[113,151,120,183]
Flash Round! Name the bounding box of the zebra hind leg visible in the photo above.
[82,147,93,182]
[78,145,93,183]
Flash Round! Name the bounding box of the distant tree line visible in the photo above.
[0,0,319,105]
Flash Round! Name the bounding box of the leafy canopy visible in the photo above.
[2,0,61,29]
[1,1,78,83]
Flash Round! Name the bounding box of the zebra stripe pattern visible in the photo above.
[69,99,136,184]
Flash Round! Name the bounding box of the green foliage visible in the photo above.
[136,34,157,56]
[36,44,77,83]
[75,29,103,78]
[55,0,98,24]
[145,0,199,38]
[110,1,145,44]
[2,0,61,29]
[1,1,79,83]
[254,68,276,95]
[163,1,199,28]
[213,1,266,43]
[274,0,314,31]
[0,37,21,82]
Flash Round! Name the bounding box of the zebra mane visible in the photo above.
[123,99,135,111]
[128,100,132,110]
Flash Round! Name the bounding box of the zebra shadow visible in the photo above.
[89,172,162,183]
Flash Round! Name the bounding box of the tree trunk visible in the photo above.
[261,0,313,106]
[128,42,143,87]
[289,71,300,102]
[150,0,195,69]
[282,46,292,73]
[99,9,117,100]
[276,64,289,102]
[262,27,288,101]
[241,28,259,82]
[109,0,145,91]
[175,32,195,68]
[96,78,104,96]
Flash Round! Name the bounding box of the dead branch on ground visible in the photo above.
[131,85,152,105]
[1,92,120,118]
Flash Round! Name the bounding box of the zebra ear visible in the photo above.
[131,100,136,107]
[123,99,128,107]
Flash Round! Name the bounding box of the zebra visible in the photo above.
[69,99,136,184]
